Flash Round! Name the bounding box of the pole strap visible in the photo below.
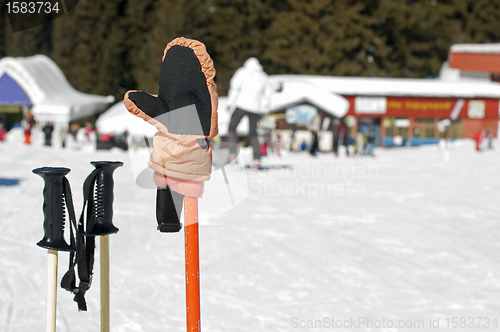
[60,169,101,311]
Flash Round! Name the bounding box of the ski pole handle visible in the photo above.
[33,167,75,252]
[85,161,123,236]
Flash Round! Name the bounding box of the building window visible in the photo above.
[413,118,436,138]
[443,120,463,138]
[385,118,410,137]
[424,128,435,138]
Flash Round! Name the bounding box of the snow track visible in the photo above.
[1,140,500,331]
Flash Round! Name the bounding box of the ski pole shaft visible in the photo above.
[101,235,110,332]
[184,197,200,332]
[46,249,58,332]
[221,167,235,207]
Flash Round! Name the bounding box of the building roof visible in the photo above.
[269,75,500,99]
[450,43,500,54]
[0,54,114,122]
[267,81,349,117]
[448,43,500,73]
[216,82,350,137]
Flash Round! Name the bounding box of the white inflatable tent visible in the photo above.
[0,54,114,145]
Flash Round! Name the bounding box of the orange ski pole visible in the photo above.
[184,197,200,332]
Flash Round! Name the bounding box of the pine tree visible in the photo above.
[456,0,500,44]
[263,0,390,78]
[4,23,52,57]
[52,0,133,97]
[0,4,5,58]
[51,0,105,94]
[371,0,458,78]
[127,0,178,93]
[203,0,278,94]
[96,0,134,98]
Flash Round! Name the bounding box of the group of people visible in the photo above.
[2,112,96,148]
[307,120,376,157]
[7,112,55,146]
[1,111,132,151]
[354,128,376,157]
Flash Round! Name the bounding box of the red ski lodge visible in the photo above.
[342,86,500,147]
[266,43,500,148]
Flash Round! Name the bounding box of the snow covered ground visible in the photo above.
[1,138,500,332]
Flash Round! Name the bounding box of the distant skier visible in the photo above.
[84,123,94,141]
[365,130,375,157]
[438,134,452,161]
[333,119,350,157]
[227,57,269,169]
[486,131,493,149]
[21,113,34,145]
[0,123,6,142]
[260,140,268,156]
[308,114,321,156]
[275,134,281,157]
[474,130,486,152]
[43,122,54,146]
[61,127,68,148]
[355,130,365,156]
[70,122,80,138]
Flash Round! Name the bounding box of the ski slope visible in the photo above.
[1,139,499,332]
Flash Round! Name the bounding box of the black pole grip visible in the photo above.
[33,167,75,252]
[84,161,123,236]
[156,187,183,233]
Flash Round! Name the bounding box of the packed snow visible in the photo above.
[1,136,500,332]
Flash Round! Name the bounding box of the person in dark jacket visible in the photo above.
[365,129,375,157]
[308,114,321,156]
[333,119,350,157]
[43,122,54,146]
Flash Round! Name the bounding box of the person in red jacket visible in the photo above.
[474,130,486,152]
[21,112,35,145]
[0,123,6,142]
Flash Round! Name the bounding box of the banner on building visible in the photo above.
[285,105,318,125]
[355,97,387,114]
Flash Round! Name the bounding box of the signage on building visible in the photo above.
[257,115,277,129]
[387,99,453,112]
[380,97,467,118]
[346,96,499,134]
[355,97,387,114]
[467,100,485,119]
[285,105,318,125]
